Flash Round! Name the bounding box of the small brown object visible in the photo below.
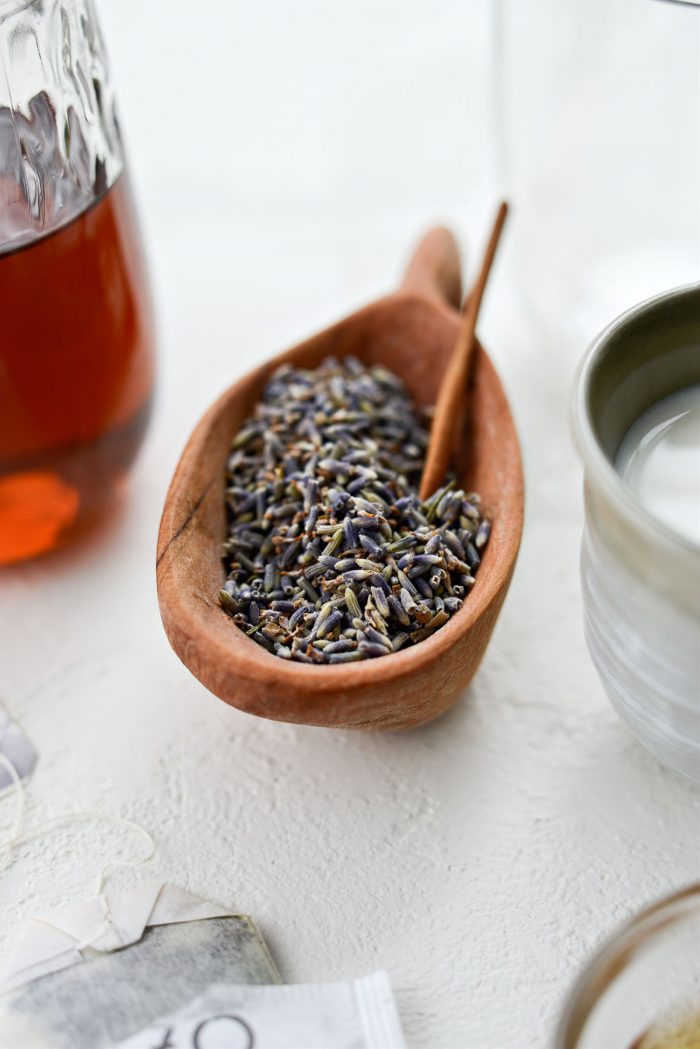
[156,227,524,731]
[419,202,509,501]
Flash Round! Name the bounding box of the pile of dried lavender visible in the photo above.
[220,356,489,663]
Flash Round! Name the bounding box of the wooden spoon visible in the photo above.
[420,202,509,500]
[156,227,524,731]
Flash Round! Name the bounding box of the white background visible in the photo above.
[1,2,699,1046]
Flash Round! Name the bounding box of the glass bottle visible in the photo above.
[0,0,155,564]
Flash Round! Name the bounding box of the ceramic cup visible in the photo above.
[555,884,700,1049]
[573,284,700,782]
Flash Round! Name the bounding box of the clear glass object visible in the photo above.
[556,884,700,1049]
[493,0,700,353]
[573,285,700,783]
[0,0,155,564]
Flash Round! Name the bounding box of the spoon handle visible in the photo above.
[419,202,508,501]
[401,226,463,310]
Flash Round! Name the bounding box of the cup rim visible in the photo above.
[555,881,700,1049]
[572,282,700,560]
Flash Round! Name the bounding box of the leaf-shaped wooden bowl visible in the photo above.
[157,228,524,730]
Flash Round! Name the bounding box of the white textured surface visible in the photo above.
[1,2,699,1046]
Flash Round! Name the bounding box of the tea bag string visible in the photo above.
[0,752,155,943]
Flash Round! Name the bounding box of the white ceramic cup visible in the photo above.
[573,284,700,782]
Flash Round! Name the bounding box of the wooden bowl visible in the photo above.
[157,229,524,730]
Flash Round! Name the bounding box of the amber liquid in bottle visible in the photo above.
[0,173,155,564]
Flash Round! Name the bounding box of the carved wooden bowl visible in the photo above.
[157,229,524,730]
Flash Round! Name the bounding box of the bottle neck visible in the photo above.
[0,0,123,250]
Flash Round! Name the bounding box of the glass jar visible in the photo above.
[494,0,700,355]
[0,0,155,564]
[573,285,700,782]
[556,884,700,1049]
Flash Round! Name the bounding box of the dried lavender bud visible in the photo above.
[344,587,362,619]
[358,642,391,658]
[371,586,390,619]
[359,533,383,558]
[327,650,365,663]
[387,594,411,626]
[323,639,356,654]
[364,626,393,651]
[392,632,410,651]
[316,609,344,639]
[414,577,433,600]
[475,519,491,549]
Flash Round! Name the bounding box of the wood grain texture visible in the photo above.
[156,230,524,730]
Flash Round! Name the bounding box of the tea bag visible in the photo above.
[116,972,406,1049]
[0,882,280,1048]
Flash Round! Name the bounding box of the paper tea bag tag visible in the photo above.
[115,973,406,1049]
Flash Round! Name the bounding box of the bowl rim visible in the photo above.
[571,281,700,560]
[554,881,700,1049]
